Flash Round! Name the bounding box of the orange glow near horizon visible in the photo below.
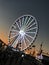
[0,32,8,44]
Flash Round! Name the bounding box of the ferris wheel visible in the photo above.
[8,15,38,51]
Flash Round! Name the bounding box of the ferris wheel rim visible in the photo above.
[8,14,38,51]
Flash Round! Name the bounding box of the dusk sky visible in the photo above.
[0,0,49,53]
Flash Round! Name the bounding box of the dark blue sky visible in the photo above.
[0,0,49,52]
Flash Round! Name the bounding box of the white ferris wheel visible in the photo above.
[8,15,38,51]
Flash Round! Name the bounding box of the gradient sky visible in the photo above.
[0,0,49,53]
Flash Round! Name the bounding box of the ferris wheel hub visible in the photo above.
[19,30,25,37]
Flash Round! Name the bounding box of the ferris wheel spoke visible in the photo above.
[19,19,21,28]
[26,27,37,32]
[27,22,36,29]
[22,17,24,26]
[11,33,16,35]
[26,18,35,28]
[11,40,18,48]
[26,31,36,34]
[25,33,34,40]
[25,36,30,45]
[10,31,18,35]
[23,37,27,48]
[9,33,19,39]
[26,16,31,25]
[24,16,28,25]
[10,29,19,33]
[11,35,20,47]
[16,22,20,30]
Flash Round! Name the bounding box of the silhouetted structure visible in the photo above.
[0,39,49,65]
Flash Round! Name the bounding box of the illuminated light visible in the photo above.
[21,54,24,57]
[19,30,25,37]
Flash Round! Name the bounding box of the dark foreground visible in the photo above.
[0,46,49,65]
[0,46,41,65]
[0,39,49,65]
